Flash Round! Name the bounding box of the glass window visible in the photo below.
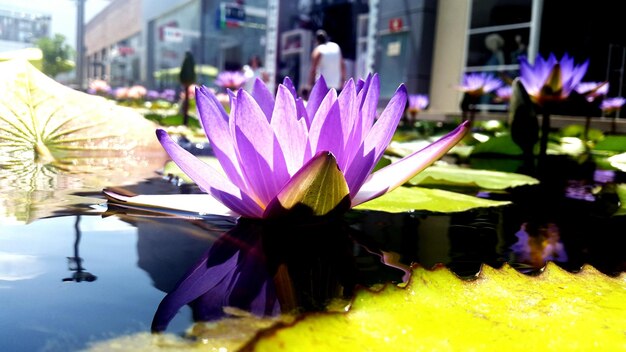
[470,0,532,29]
[152,0,202,88]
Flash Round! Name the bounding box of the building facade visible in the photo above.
[83,0,626,118]
[0,7,50,52]
[84,0,142,87]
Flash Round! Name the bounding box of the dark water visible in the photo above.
[1,155,625,351]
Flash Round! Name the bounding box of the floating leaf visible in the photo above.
[471,133,523,156]
[408,165,539,190]
[247,263,626,351]
[0,60,167,222]
[594,135,626,152]
[608,152,626,172]
[354,186,509,213]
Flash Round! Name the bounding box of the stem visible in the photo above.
[539,110,550,161]
[584,115,591,150]
[182,86,190,126]
[34,141,55,164]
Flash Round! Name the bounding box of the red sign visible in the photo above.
[389,18,403,32]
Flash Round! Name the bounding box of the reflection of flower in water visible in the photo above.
[509,222,568,270]
[151,218,407,332]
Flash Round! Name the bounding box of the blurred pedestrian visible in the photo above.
[242,55,269,92]
[308,29,346,91]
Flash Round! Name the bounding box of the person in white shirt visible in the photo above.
[242,55,269,92]
[308,29,346,91]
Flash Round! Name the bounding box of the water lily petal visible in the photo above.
[352,120,470,206]
[264,152,350,218]
[251,78,275,122]
[305,76,329,127]
[281,76,309,123]
[363,84,407,163]
[358,74,380,144]
[356,77,365,93]
[271,85,309,175]
[563,60,589,96]
[234,90,290,206]
[156,129,262,217]
[313,101,344,164]
[343,144,376,197]
[308,88,338,152]
[337,79,357,168]
[196,87,247,191]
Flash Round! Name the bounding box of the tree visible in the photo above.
[179,51,197,126]
[35,34,75,78]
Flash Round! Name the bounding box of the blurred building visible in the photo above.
[83,0,626,119]
[84,0,141,88]
[0,6,51,52]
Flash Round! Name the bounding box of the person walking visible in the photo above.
[308,29,346,91]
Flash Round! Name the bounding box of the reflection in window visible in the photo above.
[465,0,534,111]
[470,0,531,29]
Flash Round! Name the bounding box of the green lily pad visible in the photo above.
[594,135,626,152]
[0,59,166,222]
[608,152,626,172]
[408,165,539,190]
[247,263,626,351]
[354,186,509,213]
[84,263,626,351]
[470,133,523,156]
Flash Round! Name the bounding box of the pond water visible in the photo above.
[1,152,624,351]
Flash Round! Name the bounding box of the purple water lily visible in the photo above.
[407,94,429,114]
[107,74,469,219]
[601,97,625,113]
[519,53,589,105]
[495,85,513,102]
[214,70,247,90]
[458,72,503,96]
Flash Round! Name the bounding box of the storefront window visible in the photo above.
[465,0,535,111]
[150,0,268,90]
[152,0,202,89]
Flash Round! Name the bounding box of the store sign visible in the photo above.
[118,46,135,56]
[222,2,246,28]
[163,26,183,43]
[389,18,403,32]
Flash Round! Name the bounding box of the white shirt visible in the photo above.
[315,42,342,89]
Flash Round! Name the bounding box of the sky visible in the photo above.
[0,0,110,49]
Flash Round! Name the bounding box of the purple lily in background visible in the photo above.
[518,53,589,165]
[575,81,609,102]
[495,85,513,103]
[214,70,247,90]
[146,89,160,101]
[601,96,626,133]
[457,72,503,123]
[407,94,429,114]
[601,96,626,113]
[105,74,469,219]
[458,72,503,96]
[518,53,589,106]
[405,94,429,127]
[159,88,177,102]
